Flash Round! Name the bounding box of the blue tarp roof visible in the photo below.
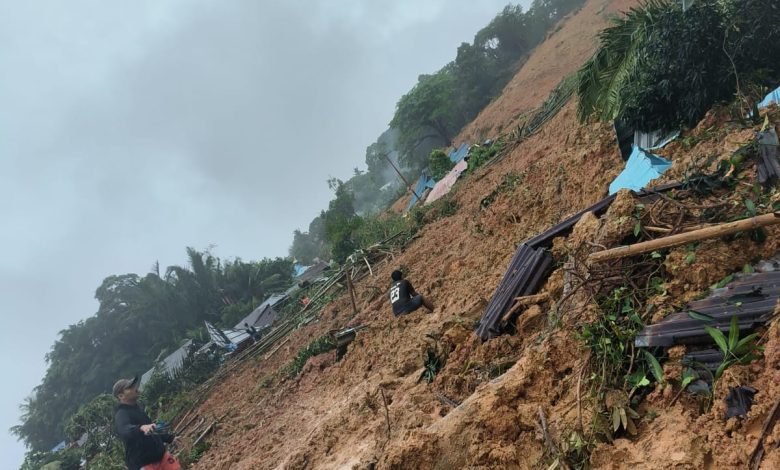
[609,145,672,194]
[448,143,470,163]
[407,173,436,210]
[293,264,308,277]
[51,440,67,452]
[758,85,780,110]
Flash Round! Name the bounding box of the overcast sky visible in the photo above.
[0,0,528,466]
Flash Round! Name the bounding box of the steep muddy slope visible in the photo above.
[181,0,780,468]
[455,0,638,144]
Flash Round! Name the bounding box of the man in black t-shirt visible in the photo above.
[113,376,180,470]
[388,270,433,316]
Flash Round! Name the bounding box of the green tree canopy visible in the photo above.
[12,249,293,452]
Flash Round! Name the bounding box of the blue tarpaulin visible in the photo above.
[609,145,672,194]
[293,264,308,277]
[51,441,67,452]
[407,173,436,210]
[758,85,780,110]
[448,143,470,163]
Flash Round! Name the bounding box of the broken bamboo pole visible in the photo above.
[589,212,780,264]
[347,273,358,316]
[191,421,215,449]
[263,336,290,360]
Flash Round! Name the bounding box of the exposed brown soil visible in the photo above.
[181,1,780,468]
[455,0,639,145]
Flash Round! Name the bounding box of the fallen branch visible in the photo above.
[538,406,568,469]
[173,409,197,434]
[501,293,551,322]
[380,388,391,440]
[589,212,780,263]
[174,411,199,435]
[191,421,215,449]
[263,336,291,360]
[435,392,461,409]
[514,292,550,305]
[749,397,780,470]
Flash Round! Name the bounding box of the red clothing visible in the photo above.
[141,451,180,470]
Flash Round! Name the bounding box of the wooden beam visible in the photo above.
[589,212,780,264]
[501,293,550,323]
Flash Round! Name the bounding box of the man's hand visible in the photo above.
[140,423,156,435]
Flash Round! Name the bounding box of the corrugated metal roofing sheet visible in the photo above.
[480,181,694,342]
[140,339,193,387]
[757,128,780,186]
[636,270,780,347]
[476,244,553,340]
[297,261,331,284]
[234,293,287,330]
[407,173,437,210]
[758,85,780,109]
[526,181,689,250]
[448,143,470,163]
[526,195,617,249]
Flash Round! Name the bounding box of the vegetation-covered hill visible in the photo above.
[18,0,780,468]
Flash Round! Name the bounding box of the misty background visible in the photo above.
[0,0,525,466]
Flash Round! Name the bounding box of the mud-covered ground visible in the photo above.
[178,0,780,468]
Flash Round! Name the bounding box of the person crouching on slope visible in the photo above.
[113,376,180,470]
[389,269,434,316]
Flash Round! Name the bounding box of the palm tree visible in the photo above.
[576,0,668,122]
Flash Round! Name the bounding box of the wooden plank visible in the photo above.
[589,212,780,263]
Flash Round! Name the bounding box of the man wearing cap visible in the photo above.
[113,376,180,470]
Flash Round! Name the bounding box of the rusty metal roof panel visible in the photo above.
[526,181,690,250]
[636,271,780,347]
[526,195,616,249]
[757,128,780,186]
[477,244,552,340]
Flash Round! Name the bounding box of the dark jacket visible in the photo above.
[114,402,173,470]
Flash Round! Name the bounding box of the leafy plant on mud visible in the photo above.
[705,315,763,381]
[419,335,448,384]
[580,287,646,391]
[480,172,523,210]
[284,334,336,378]
[573,259,669,458]
[181,441,211,466]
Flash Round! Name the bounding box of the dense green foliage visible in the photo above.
[12,249,293,453]
[63,394,124,466]
[577,0,780,131]
[466,139,504,172]
[323,179,364,263]
[19,448,82,470]
[428,149,454,180]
